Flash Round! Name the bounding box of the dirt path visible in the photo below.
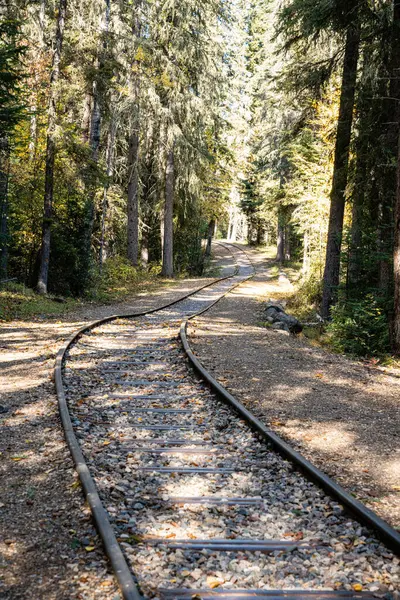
[0,266,229,600]
[190,245,400,532]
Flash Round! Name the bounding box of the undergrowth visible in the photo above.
[0,256,182,322]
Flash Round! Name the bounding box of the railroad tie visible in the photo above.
[116,380,185,387]
[163,496,263,506]
[159,590,377,600]
[127,447,216,454]
[131,425,206,431]
[144,539,305,553]
[130,408,195,414]
[135,466,237,473]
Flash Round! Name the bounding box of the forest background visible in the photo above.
[2,0,400,358]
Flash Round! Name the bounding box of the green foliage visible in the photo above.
[0,17,26,136]
[89,255,161,302]
[328,295,390,357]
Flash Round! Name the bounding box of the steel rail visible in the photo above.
[54,245,244,600]
[180,246,400,555]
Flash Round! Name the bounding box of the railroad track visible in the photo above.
[57,243,399,600]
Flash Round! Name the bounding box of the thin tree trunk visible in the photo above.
[83,0,110,280]
[380,0,400,293]
[205,218,215,257]
[276,206,285,262]
[302,230,309,275]
[347,47,374,290]
[99,113,116,272]
[390,0,400,352]
[0,138,10,280]
[81,93,92,143]
[256,220,263,245]
[161,146,174,277]
[321,22,360,318]
[127,125,140,265]
[127,3,141,266]
[284,220,291,260]
[37,0,67,295]
[393,126,400,352]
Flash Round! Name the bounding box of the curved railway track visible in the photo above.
[56,243,399,600]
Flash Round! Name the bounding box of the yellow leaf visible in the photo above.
[352,584,362,592]
[85,546,95,552]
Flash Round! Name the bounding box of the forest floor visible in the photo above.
[0,257,227,600]
[190,244,400,532]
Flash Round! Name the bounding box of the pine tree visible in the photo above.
[37,0,67,295]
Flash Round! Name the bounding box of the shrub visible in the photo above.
[328,294,390,357]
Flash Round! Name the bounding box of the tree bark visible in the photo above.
[380,0,400,294]
[276,206,285,262]
[205,218,215,257]
[393,127,400,352]
[127,125,140,265]
[302,230,309,275]
[321,23,360,318]
[390,0,400,352]
[37,0,67,295]
[99,113,116,272]
[0,138,9,280]
[126,2,141,266]
[161,146,174,277]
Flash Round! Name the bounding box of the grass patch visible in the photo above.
[0,283,79,321]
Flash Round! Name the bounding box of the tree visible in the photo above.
[36,0,67,295]
[390,0,400,352]
[0,15,25,279]
[321,20,360,318]
[161,145,174,277]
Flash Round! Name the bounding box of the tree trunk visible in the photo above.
[161,147,174,277]
[393,127,400,352]
[99,112,116,272]
[127,126,140,266]
[0,138,9,280]
[381,0,400,296]
[81,93,92,143]
[276,206,285,262]
[256,220,264,245]
[127,3,141,266]
[284,221,291,260]
[390,0,400,352]
[37,0,67,295]
[141,225,149,266]
[205,218,215,257]
[321,23,360,318]
[302,230,309,275]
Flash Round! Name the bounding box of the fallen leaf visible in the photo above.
[207,576,223,588]
[352,584,363,592]
[85,546,95,552]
